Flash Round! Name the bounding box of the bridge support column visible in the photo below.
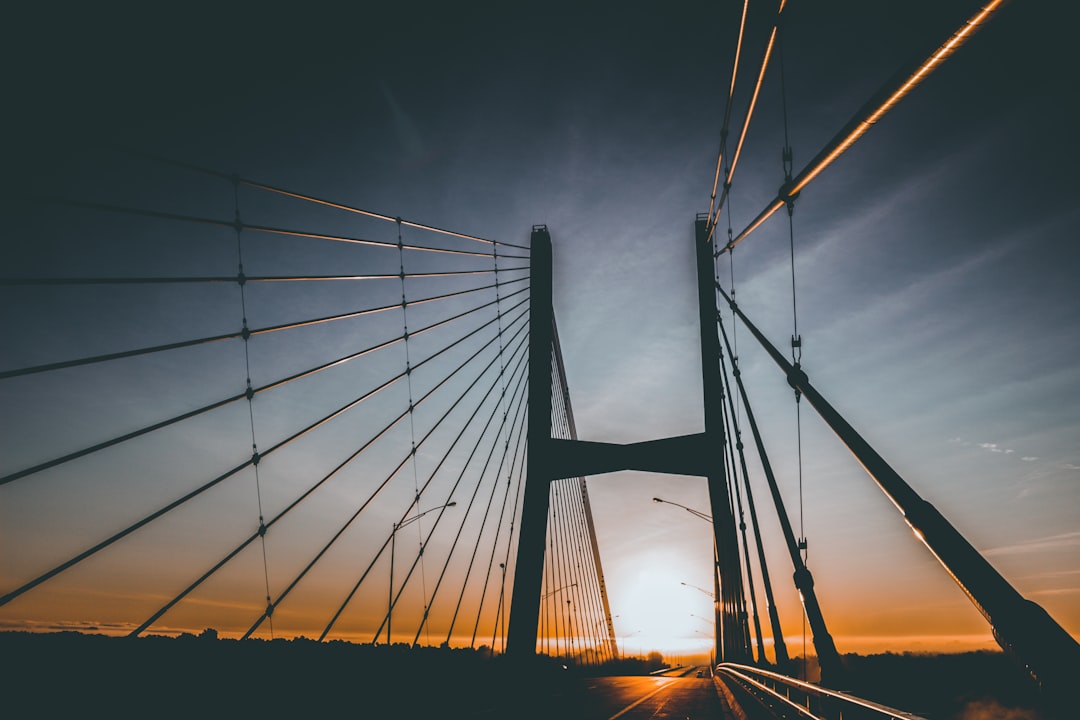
[506,226,553,658]
[696,215,750,665]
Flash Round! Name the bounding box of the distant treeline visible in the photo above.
[841,650,1049,720]
[1,630,658,719]
[1,631,1055,719]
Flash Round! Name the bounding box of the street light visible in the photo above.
[388,501,456,645]
[681,581,715,599]
[541,582,577,600]
[652,497,712,522]
[653,496,718,669]
[620,629,643,657]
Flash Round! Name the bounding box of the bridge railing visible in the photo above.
[715,663,927,720]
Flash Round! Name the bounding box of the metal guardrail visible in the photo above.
[715,663,928,720]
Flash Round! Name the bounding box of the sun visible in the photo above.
[611,549,715,656]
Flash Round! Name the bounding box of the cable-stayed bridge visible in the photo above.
[3,1,1078,717]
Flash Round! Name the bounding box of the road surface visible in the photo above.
[483,667,738,719]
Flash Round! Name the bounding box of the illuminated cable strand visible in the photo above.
[487,241,512,653]
[0,289,528,486]
[0,269,528,285]
[550,358,588,662]
[708,0,789,241]
[402,346,531,646]
[707,0,750,223]
[718,0,1009,254]
[715,303,843,678]
[578,491,606,664]
[319,328,529,641]
[469,406,530,649]
[566,476,604,664]
[553,315,617,661]
[717,385,751,657]
[2,307,526,610]
[717,327,789,667]
[0,276,527,379]
[33,196,526,260]
[548,483,571,659]
[492,395,529,660]
[376,335,530,645]
[130,304,529,635]
[444,375,529,645]
[558,483,587,663]
[490,391,530,655]
[544,362,571,658]
[417,246,524,646]
[542,498,555,655]
[719,365,764,663]
[500,428,529,646]
[415,359,530,646]
[110,147,531,251]
[561,479,591,663]
[249,320,530,640]
[298,336,526,647]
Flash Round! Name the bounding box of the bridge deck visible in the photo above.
[486,668,737,720]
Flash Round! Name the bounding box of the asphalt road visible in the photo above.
[463,666,735,719]
[576,673,731,719]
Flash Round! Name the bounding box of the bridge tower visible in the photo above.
[506,222,752,664]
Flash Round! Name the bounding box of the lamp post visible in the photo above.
[620,629,642,657]
[388,501,456,646]
[652,497,712,522]
[541,583,577,659]
[681,581,715,599]
[542,582,577,600]
[498,562,507,651]
[653,497,718,670]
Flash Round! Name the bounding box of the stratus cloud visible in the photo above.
[984,531,1080,557]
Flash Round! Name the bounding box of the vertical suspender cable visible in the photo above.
[233,177,275,638]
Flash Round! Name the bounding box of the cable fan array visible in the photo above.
[0,148,549,651]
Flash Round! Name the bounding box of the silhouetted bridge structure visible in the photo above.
[2,2,1077,718]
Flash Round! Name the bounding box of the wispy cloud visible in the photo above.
[1027,587,1080,597]
[983,531,1080,557]
[954,436,1029,459]
[0,618,138,634]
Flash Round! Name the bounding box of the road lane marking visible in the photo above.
[606,679,673,720]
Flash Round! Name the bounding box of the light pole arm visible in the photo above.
[396,502,456,531]
[681,582,715,599]
[653,497,713,523]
